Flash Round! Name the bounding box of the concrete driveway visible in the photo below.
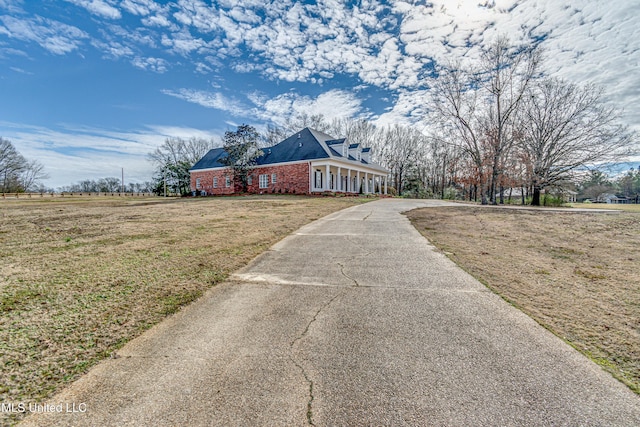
[21,199,640,426]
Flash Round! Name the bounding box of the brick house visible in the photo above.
[190,128,389,195]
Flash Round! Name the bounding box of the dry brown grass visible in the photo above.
[407,206,640,394]
[0,195,370,425]
[569,203,640,213]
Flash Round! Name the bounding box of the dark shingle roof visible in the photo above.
[190,147,228,170]
[191,128,329,171]
[190,127,386,172]
[327,147,342,157]
[257,127,329,165]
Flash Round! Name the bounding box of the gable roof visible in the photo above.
[190,127,387,172]
[258,127,329,165]
[190,147,228,170]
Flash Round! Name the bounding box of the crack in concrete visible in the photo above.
[343,235,375,260]
[362,210,373,221]
[290,289,346,425]
[337,262,360,287]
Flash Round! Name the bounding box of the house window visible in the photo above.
[247,175,253,185]
[213,177,218,188]
[225,176,231,187]
[271,173,277,184]
[195,178,201,189]
[315,170,322,188]
[259,174,269,188]
[342,145,347,157]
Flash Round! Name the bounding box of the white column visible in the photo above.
[337,167,342,192]
[356,171,360,193]
[384,175,388,195]
[364,173,369,194]
[347,169,351,193]
[324,164,330,191]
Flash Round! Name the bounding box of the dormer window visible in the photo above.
[357,152,361,161]
[342,145,347,157]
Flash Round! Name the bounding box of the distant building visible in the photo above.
[495,187,577,203]
[190,128,389,195]
[600,193,631,204]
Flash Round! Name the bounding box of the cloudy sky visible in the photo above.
[0,0,638,188]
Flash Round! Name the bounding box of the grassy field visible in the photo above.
[0,195,370,425]
[569,202,640,213]
[407,206,640,394]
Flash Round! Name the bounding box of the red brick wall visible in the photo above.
[190,169,236,195]
[190,162,310,195]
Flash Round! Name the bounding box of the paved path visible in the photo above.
[21,199,640,426]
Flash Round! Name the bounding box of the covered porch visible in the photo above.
[310,161,388,195]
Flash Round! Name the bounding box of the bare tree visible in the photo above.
[480,36,542,204]
[0,138,48,192]
[519,78,637,205]
[430,37,542,204]
[261,124,289,147]
[149,136,218,195]
[0,138,26,192]
[19,159,48,191]
[374,125,425,194]
[430,61,489,202]
[424,130,461,199]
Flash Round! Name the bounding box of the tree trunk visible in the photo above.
[531,186,542,206]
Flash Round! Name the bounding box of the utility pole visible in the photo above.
[121,168,124,194]
[164,170,167,197]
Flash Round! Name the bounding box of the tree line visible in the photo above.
[428,36,635,205]
[58,178,155,194]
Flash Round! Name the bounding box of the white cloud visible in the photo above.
[161,30,205,55]
[161,88,245,115]
[0,15,88,54]
[249,89,364,125]
[131,56,168,73]
[9,66,32,74]
[162,86,364,128]
[64,0,121,20]
[91,39,133,58]
[0,121,223,187]
[0,0,23,14]
[121,0,162,16]
[373,89,430,128]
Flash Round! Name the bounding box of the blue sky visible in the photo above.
[0,0,638,188]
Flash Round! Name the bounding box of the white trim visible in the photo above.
[189,159,313,173]
[190,156,388,175]
[259,174,269,189]
[311,158,388,174]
